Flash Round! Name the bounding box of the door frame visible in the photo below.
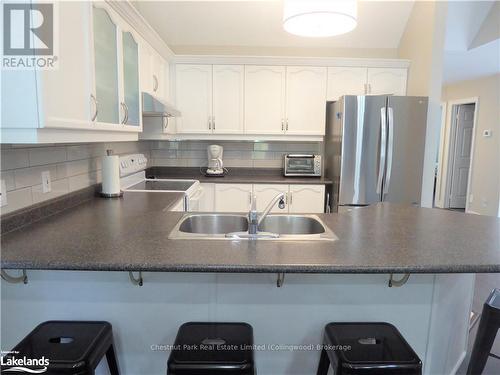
[435,97,479,211]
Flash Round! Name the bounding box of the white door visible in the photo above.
[367,68,407,95]
[244,65,286,134]
[215,184,253,212]
[288,185,325,213]
[326,67,368,101]
[213,65,244,134]
[285,66,327,135]
[449,104,475,209]
[253,184,289,213]
[175,64,212,134]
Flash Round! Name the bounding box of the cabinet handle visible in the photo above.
[286,119,289,131]
[281,119,284,131]
[208,117,211,130]
[153,74,158,92]
[368,83,372,94]
[289,192,293,205]
[212,116,215,130]
[120,102,128,124]
[124,102,129,124]
[248,192,252,205]
[90,94,98,122]
[163,116,169,131]
[364,83,367,95]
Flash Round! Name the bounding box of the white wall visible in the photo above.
[398,1,448,208]
[439,74,500,216]
[2,271,461,375]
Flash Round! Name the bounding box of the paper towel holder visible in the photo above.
[100,150,124,198]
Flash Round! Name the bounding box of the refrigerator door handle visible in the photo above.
[376,107,387,195]
[384,107,395,196]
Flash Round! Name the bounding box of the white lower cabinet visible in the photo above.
[170,198,185,212]
[198,183,215,212]
[212,183,325,213]
[214,184,252,212]
[288,185,325,213]
[253,184,289,213]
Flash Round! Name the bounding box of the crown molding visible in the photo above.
[105,0,175,60]
[173,55,411,68]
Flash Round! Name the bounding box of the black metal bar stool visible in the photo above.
[167,322,255,375]
[1,321,120,375]
[467,288,500,375]
[317,322,422,375]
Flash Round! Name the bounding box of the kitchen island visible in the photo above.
[1,192,499,375]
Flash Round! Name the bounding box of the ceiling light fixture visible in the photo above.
[283,0,358,37]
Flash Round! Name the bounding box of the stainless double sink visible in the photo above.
[169,213,337,241]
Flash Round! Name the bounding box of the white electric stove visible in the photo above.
[119,154,202,211]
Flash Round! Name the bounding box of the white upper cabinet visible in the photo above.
[1,1,140,143]
[212,65,244,134]
[244,65,286,134]
[367,68,407,95]
[285,66,327,135]
[122,31,141,126]
[92,6,120,125]
[327,67,367,101]
[253,184,289,213]
[215,184,253,212]
[288,185,325,213]
[175,64,213,134]
[152,51,169,101]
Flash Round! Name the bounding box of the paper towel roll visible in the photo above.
[101,154,121,197]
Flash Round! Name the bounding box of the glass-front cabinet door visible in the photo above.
[92,6,120,124]
[122,32,140,126]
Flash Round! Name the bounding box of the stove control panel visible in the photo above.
[119,154,148,177]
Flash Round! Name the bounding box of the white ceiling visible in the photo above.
[134,1,415,53]
[443,1,499,83]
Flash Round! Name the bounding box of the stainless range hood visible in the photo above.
[142,92,181,118]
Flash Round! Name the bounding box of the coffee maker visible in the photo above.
[206,145,225,176]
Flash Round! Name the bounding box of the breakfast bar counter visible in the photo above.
[1,192,499,273]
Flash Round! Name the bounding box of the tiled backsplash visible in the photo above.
[150,141,323,168]
[0,142,150,215]
[0,140,322,215]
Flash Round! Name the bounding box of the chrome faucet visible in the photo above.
[248,193,286,235]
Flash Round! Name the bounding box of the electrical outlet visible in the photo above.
[41,171,51,193]
[0,179,7,207]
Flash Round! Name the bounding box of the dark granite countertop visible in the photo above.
[146,167,333,185]
[1,192,499,273]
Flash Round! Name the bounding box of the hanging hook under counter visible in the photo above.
[1,269,28,284]
[276,273,285,288]
[388,273,410,287]
[129,271,143,286]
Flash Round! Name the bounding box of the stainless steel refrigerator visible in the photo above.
[325,95,429,212]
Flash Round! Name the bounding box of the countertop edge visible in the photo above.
[2,262,498,274]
